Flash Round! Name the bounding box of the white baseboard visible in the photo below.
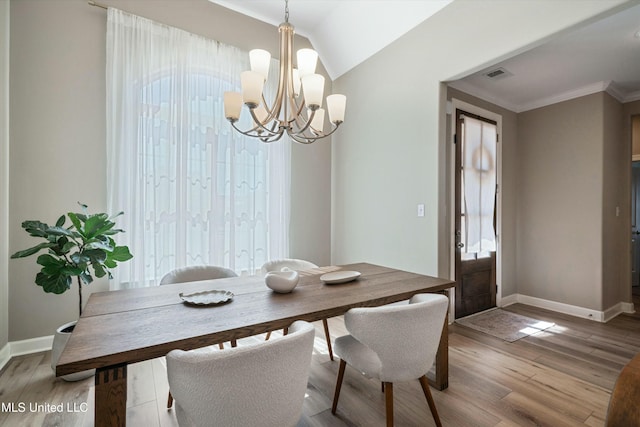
[500,294,519,307]
[10,335,53,357]
[498,293,634,323]
[0,342,9,371]
[603,301,636,322]
[0,335,53,371]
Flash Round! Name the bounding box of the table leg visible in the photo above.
[95,364,127,427]
[435,316,448,390]
[427,311,449,391]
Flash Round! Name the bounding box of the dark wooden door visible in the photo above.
[632,162,640,288]
[454,109,497,319]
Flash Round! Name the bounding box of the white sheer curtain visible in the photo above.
[106,9,290,289]
[462,115,497,254]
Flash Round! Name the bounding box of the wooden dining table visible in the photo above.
[56,262,455,427]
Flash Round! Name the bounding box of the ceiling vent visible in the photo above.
[483,67,513,80]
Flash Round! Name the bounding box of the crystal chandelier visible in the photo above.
[223,0,346,144]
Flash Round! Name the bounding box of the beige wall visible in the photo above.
[1,0,9,351]
[8,0,331,341]
[331,0,627,278]
[517,94,605,310]
[446,88,519,297]
[602,93,628,310]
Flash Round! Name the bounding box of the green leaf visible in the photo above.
[110,246,133,262]
[22,220,49,238]
[67,212,83,235]
[35,271,72,294]
[46,226,75,237]
[36,253,63,267]
[109,211,124,220]
[55,215,66,227]
[61,241,77,253]
[103,228,125,236]
[80,272,93,285]
[92,262,107,278]
[83,214,109,239]
[85,241,114,252]
[61,265,84,276]
[70,252,91,265]
[37,254,67,275]
[104,258,117,269]
[11,242,55,258]
[83,249,107,264]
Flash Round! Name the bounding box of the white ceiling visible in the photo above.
[211,1,640,112]
[210,0,452,80]
[448,3,640,112]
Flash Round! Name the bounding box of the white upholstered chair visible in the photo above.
[260,258,335,361]
[331,293,449,427]
[159,265,238,409]
[166,320,315,427]
[159,265,237,286]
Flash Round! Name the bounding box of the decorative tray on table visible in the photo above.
[320,271,361,284]
[179,290,234,306]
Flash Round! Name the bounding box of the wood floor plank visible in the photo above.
[502,391,586,427]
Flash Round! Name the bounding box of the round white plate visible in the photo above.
[179,290,234,306]
[320,271,361,284]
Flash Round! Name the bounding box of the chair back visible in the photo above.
[260,258,318,276]
[166,320,315,427]
[344,293,448,382]
[159,265,237,286]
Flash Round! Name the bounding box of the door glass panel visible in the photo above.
[462,116,497,257]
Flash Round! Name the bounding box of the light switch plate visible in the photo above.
[417,204,425,217]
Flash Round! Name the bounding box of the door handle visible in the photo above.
[457,242,464,249]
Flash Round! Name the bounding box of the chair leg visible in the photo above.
[322,319,334,361]
[167,391,173,410]
[419,375,442,427]
[331,359,347,414]
[384,382,394,427]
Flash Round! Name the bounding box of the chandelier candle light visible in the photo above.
[223,0,346,144]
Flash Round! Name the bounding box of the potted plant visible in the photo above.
[11,203,133,380]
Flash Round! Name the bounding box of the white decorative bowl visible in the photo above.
[265,270,299,293]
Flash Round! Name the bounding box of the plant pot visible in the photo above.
[51,321,95,382]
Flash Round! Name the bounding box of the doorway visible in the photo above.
[450,100,502,319]
[632,116,640,295]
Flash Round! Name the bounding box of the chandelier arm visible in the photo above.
[230,120,282,139]
[260,131,286,143]
[248,108,283,137]
[288,132,317,144]
[286,94,307,131]
[291,92,306,119]
[310,122,342,138]
[290,120,342,142]
[291,108,316,135]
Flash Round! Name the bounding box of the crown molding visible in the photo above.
[449,79,640,113]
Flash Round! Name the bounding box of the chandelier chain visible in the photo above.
[284,0,289,23]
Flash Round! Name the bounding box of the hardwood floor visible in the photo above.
[1,303,639,426]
